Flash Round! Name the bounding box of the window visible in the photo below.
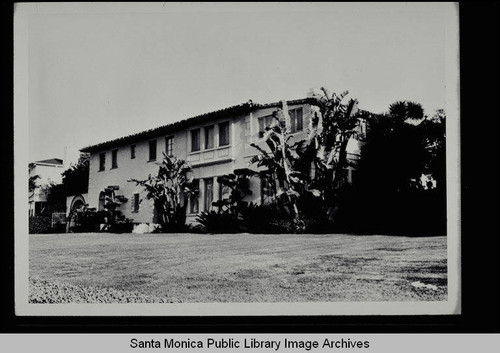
[191,129,200,152]
[149,140,157,161]
[289,108,303,133]
[219,182,231,201]
[261,177,276,205]
[111,149,118,169]
[132,193,140,212]
[165,136,174,156]
[258,115,274,138]
[219,121,230,146]
[99,152,106,171]
[130,145,136,159]
[204,125,214,149]
[190,179,199,213]
[204,178,214,211]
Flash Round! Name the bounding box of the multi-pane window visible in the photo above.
[204,178,214,211]
[130,144,136,159]
[289,108,303,133]
[205,125,214,149]
[111,149,118,169]
[258,115,274,138]
[190,179,199,213]
[165,136,174,156]
[132,193,140,212]
[149,140,157,161]
[191,129,200,152]
[99,152,106,171]
[219,121,230,146]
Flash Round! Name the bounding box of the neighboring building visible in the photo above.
[28,158,64,216]
[80,98,366,225]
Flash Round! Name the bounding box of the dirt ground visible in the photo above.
[29,232,447,303]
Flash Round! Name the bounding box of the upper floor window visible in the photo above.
[165,136,174,157]
[99,152,106,171]
[219,121,230,146]
[111,149,118,169]
[130,144,136,159]
[149,140,157,161]
[191,129,200,152]
[289,108,303,133]
[258,115,274,138]
[205,125,214,149]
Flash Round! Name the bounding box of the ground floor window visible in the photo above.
[261,176,276,205]
[132,193,140,212]
[204,178,214,211]
[190,179,199,214]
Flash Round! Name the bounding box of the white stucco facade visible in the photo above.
[28,159,64,216]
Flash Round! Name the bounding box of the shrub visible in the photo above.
[68,205,99,233]
[29,215,52,234]
[195,210,240,233]
[241,203,298,234]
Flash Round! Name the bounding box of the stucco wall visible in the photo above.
[88,131,189,224]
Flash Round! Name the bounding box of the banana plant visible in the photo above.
[249,87,366,225]
[129,153,196,231]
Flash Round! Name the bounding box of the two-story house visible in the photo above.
[79,97,365,226]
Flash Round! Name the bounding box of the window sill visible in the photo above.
[98,169,105,172]
[256,130,304,141]
[147,159,157,163]
[111,166,118,170]
[188,145,231,155]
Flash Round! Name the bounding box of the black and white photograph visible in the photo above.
[14,2,460,316]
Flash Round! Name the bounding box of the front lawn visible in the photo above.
[29,232,447,302]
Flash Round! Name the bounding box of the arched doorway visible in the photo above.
[67,194,87,232]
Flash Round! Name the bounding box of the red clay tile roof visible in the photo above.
[80,98,318,153]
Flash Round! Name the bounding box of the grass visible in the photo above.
[29,232,447,302]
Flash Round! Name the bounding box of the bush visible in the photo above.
[195,210,240,233]
[29,215,52,234]
[240,203,294,233]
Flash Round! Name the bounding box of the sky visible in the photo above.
[24,2,455,166]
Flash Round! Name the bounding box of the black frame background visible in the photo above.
[2,1,499,334]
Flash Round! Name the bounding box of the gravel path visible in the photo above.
[29,278,181,303]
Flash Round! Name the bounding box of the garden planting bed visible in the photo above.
[29,232,448,303]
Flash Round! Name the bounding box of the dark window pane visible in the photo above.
[258,117,264,138]
[219,122,230,146]
[191,129,200,152]
[149,140,157,160]
[130,145,136,159]
[133,193,140,212]
[205,126,214,149]
[99,153,106,171]
[111,149,118,168]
